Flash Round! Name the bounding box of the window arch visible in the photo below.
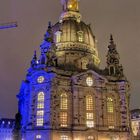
[60,93,68,110]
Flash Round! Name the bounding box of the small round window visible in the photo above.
[37,76,45,83]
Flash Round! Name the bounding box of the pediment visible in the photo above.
[72,70,108,87]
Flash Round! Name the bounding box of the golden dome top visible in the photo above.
[61,0,79,12]
[60,0,81,22]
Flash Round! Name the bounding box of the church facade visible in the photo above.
[18,0,132,140]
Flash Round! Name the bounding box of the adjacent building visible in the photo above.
[0,118,15,140]
[17,0,132,139]
[131,109,140,139]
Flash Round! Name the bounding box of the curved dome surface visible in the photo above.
[53,19,95,47]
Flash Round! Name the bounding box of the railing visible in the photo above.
[25,124,130,132]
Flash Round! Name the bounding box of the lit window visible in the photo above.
[108,115,114,122]
[86,120,94,128]
[108,126,114,129]
[60,93,68,110]
[107,97,114,113]
[36,92,45,127]
[55,31,61,43]
[107,114,114,126]
[37,76,45,83]
[86,77,93,87]
[38,92,44,102]
[37,110,44,116]
[79,35,83,42]
[60,112,68,127]
[82,59,88,69]
[36,118,44,126]
[78,31,84,42]
[36,135,41,139]
[68,4,72,9]
[107,98,114,127]
[86,113,93,119]
[86,95,93,111]
[60,135,69,140]
[87,136,94,140]
[132,121,139,136]
[37,103,44,109]
[86,95,94,128]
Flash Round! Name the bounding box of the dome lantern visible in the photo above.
[61,0,79,12]
[60,0,81,22]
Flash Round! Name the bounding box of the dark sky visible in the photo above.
[0,0,140,118]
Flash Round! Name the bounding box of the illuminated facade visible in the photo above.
[18,0,132,139]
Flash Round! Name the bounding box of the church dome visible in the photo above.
[50,0,100,68]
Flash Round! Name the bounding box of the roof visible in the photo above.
[131,109,140,114]
[131,109,140,119]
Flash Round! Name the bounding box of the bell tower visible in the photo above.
[106,35,124,78]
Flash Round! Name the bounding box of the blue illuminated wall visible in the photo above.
[18,70,55,139]
[17,26,56,139]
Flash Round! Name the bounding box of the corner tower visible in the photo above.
[18,1,131,140]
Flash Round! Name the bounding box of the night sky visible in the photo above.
[0,0,140,118]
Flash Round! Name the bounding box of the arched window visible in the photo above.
[107,97,115,129]
[107,97,114,113]
[60,93,68,127]
[60,93,68,110]
[37,92,44,102]
[36,92,45,127]
[77,31,84,42]
[86,95,93,111]
[86,95,94,128]
[55,31,61,43]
